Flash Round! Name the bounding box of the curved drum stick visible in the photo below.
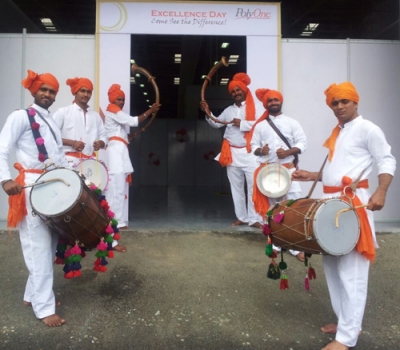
[23,178,70,189]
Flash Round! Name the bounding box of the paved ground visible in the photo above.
[0,229,399,350]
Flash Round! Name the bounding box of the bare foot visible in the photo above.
[114,244,127,253]
[249,222,263,229]
[24,300,61,307]
[321,323,337,334]
[231,220,248,227]
[295,252,305,262]
[41,314,66,327]
[321,340,349,350]
[118,226,128,230]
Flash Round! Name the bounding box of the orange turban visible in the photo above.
[255,88,283,108]
[108,84,125,103]
[21,70,59,95]
[228,72,251,94]
[66,77,93,95]
[324,82,359,107]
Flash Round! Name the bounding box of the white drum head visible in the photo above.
[30,169,82,217]
[256,164,291,198]
[313,199,360,255]
[75,159,109,191]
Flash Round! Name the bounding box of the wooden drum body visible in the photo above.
[268,198,360,255]
[30,168,109,249]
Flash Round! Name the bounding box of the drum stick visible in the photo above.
[95,139,99,176]
[79,137,83,175]
[306,155,328,198]
[335,204,368,228]
[23,178,70,189]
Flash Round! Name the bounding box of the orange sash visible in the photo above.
[252,163,270,216]
[66,152,95,159]
[218,139,246,167]
[7,163,43,228]
[323,177,375,261]
[109,136,128,146]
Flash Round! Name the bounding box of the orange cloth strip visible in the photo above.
[126,174,132,184]
[323,124,341,161]
[7,163,43,228]
[66,152,95,159]
[323,177,375,261]
[252,164,270,217]
[106,103,122,113]
[218,139,233,167]
[109,136,129,146]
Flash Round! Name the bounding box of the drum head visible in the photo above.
[313,199,360,255]
[75,159,109,190]
[30,169,82,217]
[256,164,291,198]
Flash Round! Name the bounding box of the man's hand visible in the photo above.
[73,140,85,152]
[150,103,161,114]
[2,180,23,196]
[231,118,241,127]
[199,101,209,112]
[276,147,288,159]
[261,144,270,155]
[292,170,319,182]
[93,140,105,151]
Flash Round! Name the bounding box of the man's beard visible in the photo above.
[267,105,282,114]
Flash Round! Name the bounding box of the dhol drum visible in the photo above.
[256,164,292,198]
[75,159,109,191]
[268,198,360,255]
[30,168,109,249]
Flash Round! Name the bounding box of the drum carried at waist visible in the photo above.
[29,168,110,249]
[267,198,360,255]
[256,164,292,198]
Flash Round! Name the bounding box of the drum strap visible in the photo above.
[266,118,299,167]
[7,163,43,228]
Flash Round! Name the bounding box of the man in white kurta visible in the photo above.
[293,82,396,350]
[104,84,161,229]
[0,70,70,327]
[251,88,307,261]
[200,73,262,228]
[52,77,107,167]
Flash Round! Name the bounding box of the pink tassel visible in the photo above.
[304,275,310,291]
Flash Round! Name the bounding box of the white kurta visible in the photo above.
[104,110,139,228]
[251,114,307,196]
[251,114,307,255]
[321,116,396,347]
[52,103,107,166]
[206,102,261,225]
[0,104,70,320]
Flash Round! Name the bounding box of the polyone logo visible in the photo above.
[234,8,272,20]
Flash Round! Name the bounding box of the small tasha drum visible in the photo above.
[268,198,360,255]
[256,164,292,198]
[75,159,109,191]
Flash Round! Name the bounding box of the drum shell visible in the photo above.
[30,169,109,249]
[268,198,360,255]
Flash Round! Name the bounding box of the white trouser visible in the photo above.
[269,191,301,256]
[19,187,58,319]
[107,172,129,229]
[227,164,262,226]
[323,249,369,347]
